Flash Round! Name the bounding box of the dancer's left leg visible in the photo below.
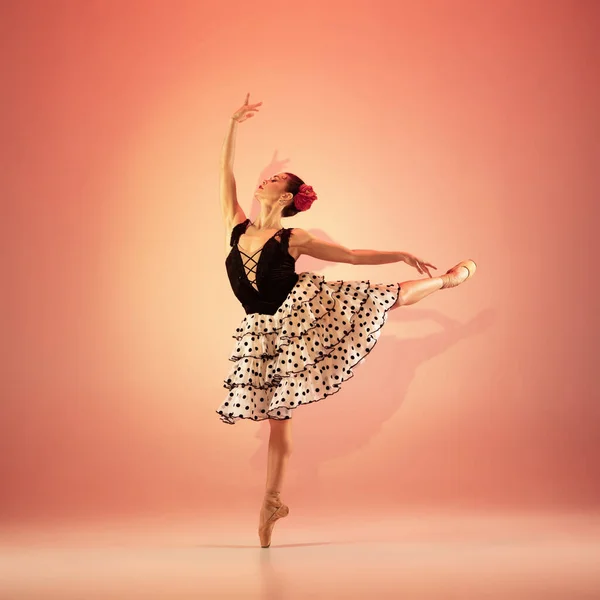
[391,262,474,309]
[391,276,444,309]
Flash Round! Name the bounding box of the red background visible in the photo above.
[2,0,598,522]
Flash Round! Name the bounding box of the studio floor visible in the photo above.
[1,510,599,599]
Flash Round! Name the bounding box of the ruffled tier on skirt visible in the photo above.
[217,271,400,425]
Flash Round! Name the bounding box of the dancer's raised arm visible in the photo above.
[219,94,262,233]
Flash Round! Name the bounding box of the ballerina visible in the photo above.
[217,94,476,547]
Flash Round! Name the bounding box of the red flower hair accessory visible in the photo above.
[294,184,318,211]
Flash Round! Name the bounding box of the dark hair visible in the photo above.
[281,172,305,218]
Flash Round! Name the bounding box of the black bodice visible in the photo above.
[225,219,299,315]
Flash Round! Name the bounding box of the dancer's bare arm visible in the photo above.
[220,95,262,242]
[293,228,434,274]
[291,229,357,264]
[220,120,246,237]
[220,153,245,235]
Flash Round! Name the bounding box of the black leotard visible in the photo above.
[225,219,299,315]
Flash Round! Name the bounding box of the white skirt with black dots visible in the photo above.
[216,271,401,425]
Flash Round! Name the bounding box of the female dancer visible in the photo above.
[217,94,476,548]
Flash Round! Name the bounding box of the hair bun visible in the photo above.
[294,184,318,211]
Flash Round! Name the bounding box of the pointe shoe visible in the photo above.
[440,259,477,289]
[258,491,289,548]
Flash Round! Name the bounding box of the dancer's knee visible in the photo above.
[269,418,293,450]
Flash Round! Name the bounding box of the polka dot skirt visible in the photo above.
[216,271,401,425]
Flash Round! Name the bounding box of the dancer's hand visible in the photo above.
[232,93,262,123]
[401,252,437,277]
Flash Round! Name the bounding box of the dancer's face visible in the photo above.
[255,173,291,206]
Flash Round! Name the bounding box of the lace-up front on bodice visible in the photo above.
[237,229,284,292]
[226,219,299,315]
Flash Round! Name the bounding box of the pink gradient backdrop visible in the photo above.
[2,0,598,522]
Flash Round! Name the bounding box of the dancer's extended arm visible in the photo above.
[220,119,245,233]
[292,229,404,265]
[293,228,435,275]
[220,95,262,234]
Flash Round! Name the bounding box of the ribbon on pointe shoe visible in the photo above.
[440,259,477,289]
[259,492,290,548]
